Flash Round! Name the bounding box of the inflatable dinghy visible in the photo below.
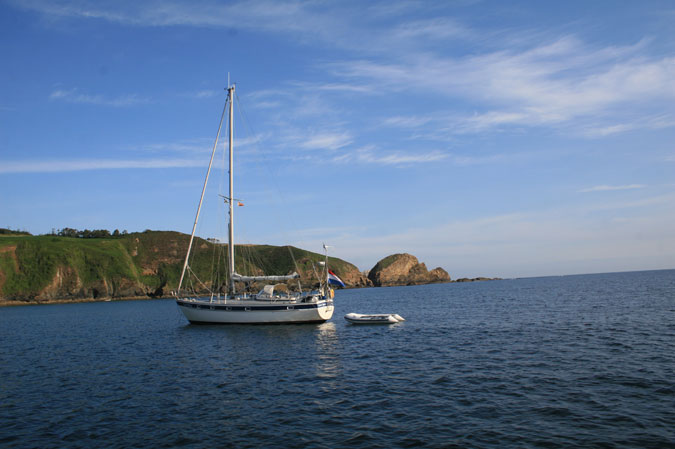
[344,313,405,324]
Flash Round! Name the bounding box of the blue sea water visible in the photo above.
[1,270,674,448]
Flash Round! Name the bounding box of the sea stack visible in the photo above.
[367,253,451,287]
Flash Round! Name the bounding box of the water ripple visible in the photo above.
[1,270,675,447]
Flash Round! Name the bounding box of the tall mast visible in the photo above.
[177,88,229,295]
[227,84,236,295]
[323,243,330,291]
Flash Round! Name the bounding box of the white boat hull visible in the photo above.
[177,297,334,324]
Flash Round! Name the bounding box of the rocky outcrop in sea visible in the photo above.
[367,253,451,287]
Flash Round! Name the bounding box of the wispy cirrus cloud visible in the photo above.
[300,132,352,151]
[580,114,675,137]
[0,134,274,175]
[0,158,203,174]
[182,90,221,99]
[9,0,469,53]
[332,147,447,166]
[135,135,263,155]
[137,140,212,154]
[383,115,435,129]
[287,81,376,94]
[50,88,149,106]
[27,1,675,139]
[332,36,675,136]
[11,0,344,42]
[578,184,646,193]
[331,148,520,167]
[393,17,472,41]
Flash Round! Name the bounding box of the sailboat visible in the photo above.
[175,84,336,324]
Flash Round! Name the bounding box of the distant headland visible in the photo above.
[0,228,499,306]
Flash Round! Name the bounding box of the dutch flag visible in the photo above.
[327,270,345,288]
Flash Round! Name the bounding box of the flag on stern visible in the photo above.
[327,270,345,287]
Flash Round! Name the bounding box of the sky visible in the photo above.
[1,0,675,278]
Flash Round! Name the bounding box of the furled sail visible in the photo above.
[231,272,300,282]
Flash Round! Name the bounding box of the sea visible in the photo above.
[1,270,674,448]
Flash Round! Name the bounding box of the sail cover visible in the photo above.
[231,272,300,282]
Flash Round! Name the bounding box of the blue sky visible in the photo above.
[2,0,675,278]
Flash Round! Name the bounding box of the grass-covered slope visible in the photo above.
[0,231,366,304]
[0,235,138,299]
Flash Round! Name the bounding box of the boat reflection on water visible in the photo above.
[313,322,341,385]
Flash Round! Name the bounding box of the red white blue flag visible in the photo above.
[327,270,345,287]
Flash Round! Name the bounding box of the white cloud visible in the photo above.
[50,88,149,106]
[25,2,675,138]
[579,184,646,193]
[393,18,472,41]
[299,132,352,151]
[359,151,447,165]
[582,123,636,137]
[186,90,220,99]
[137,140,212,154]
[333,148,447,166]
[0,158,204,174]
[383,115,435,128]
[447,153,509,166]
[331,37,675,135]
[295,82,376,94]
[12,0,340,41]
[582,114,675,137]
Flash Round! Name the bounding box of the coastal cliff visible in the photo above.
[367,253,451,287]
[0,231,501,305]
[0,231,366,305]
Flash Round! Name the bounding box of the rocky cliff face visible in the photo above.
[35,266,152,301]
[367,253,451,287]
[337,268,372,288]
